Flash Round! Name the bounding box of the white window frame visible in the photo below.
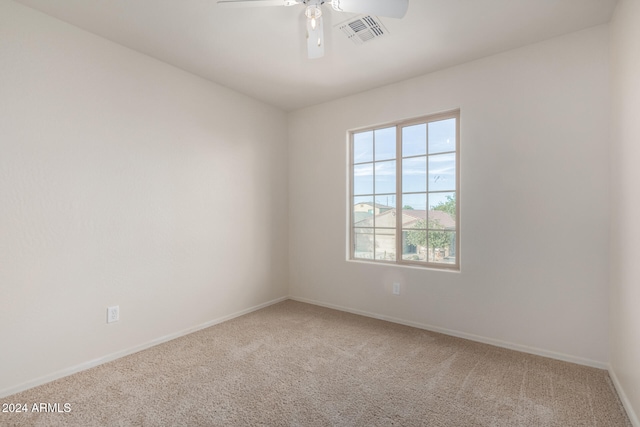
[348,110,460,271]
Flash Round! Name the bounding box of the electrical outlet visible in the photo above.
[107,305,119,323]
[392,282,401,295]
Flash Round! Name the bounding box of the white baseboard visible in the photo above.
[289,296,608,370]
[609,365,640,427]
[0,296,288,399]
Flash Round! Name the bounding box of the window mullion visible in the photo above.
[349,133,354,260]
[396,125,402,264]
[372,134,376,260]
[425,120,430,263]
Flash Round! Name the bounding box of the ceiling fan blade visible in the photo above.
[307,14,325,59]
[217,0,300,8]
[330,0,409,18]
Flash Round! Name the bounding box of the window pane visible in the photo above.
[402,124,426,157]
[428,192,456,229]
[372,207,396,228]
[428,192,455,210]
[402,193,426,210]
[428,231,456,264]
[375,127,396,161]
[375,228,396,261]
[428,119,456,154]
[375,160,396,194]
[402,157,427,193]
[353,228,374,259]
[402,210,426,229]
[353,196,374,226]
[353,131,373,163]
[402,229,426,261]
[353,163,373,195]
[374,195,396,215]
[429,153,456,192]
[401,195,426,230]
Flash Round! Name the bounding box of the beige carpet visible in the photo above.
[1,300,631,426]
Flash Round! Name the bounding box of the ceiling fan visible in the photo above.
[217,0,409,59]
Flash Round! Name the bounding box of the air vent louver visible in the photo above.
[336,15,388,45]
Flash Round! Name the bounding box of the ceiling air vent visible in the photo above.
[335,15,388,45]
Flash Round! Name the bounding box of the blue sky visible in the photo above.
[353,118,456,211]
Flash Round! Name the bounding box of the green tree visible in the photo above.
[405,219,449,250]
[402,205,414,210]
[405,221,426,248]
[432,194,456,217]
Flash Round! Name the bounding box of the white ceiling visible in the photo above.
[15,0,618,111]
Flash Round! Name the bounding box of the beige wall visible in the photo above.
[610,0,640,424]
[0,1,288,396]
[289,26,611,366]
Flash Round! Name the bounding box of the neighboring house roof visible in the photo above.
[402,210,456,229]
[402,210,427,221]
[354,209,455,229]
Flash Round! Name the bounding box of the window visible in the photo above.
[349,110,459,270]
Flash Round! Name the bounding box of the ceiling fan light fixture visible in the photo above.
[305,5,324,59]
[305,4,322,30]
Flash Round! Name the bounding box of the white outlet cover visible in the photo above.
[392,283,401,295]
[107,305,119,323]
